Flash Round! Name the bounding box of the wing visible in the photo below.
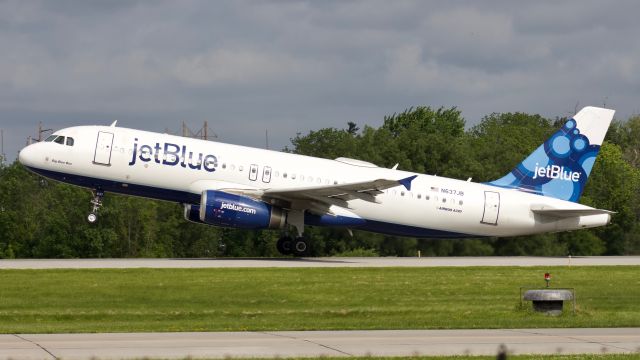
[188,175,417,215]
[531,204,615,218]
[243,175,418,213]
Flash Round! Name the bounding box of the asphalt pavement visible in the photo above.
[2,256,640,269]
[1,328,639,359]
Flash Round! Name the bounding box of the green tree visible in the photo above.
[581,142,640,254]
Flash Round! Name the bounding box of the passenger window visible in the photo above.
[417,194,422,199]
[66,137,74,146]
[54,136,65,145]
[291,174,296,180]
[283,173,288,179]
[239,166,244,172]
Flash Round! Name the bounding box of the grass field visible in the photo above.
[0,266,638,333]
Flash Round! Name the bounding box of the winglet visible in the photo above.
[398,175,418,191]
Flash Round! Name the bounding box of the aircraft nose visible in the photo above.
[18,144,37,167]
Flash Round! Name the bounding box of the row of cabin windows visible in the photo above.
[278,171,338,185]
[219,162,338,185]
[45,135,74,146]
[391,189,464,206]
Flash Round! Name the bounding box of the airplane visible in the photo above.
[18,106,615,256]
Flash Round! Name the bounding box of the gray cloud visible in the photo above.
[1,0,639,162]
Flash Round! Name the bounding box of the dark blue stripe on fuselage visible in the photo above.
[25,166,200,204]
[26,166,474,239]
[355,220,473,238]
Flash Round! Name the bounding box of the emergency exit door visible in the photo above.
[93,131,114,166]
[481,191,500,225]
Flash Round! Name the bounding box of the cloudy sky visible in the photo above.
[1,0,639,161]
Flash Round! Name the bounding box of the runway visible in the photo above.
[1,256,640,269]
[2,328,639,359]
[3,257,638,359]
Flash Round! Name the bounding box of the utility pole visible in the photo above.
[37,122,52,142]
[180,121,217,141]
[0,128,4,165]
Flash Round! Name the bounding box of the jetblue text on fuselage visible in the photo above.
[128,138,218,172]
[532,163,580,182]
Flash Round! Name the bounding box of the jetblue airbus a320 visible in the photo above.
[18,106,615,256]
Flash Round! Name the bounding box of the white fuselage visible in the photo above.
[18,125,610,238]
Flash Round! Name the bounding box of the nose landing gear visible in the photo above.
[87,189,105,223]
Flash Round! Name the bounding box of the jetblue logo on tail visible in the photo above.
[532,163,580,182]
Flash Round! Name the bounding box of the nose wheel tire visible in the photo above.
[87,213,98,223]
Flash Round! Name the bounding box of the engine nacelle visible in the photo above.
[198,190,286,229]
[183,204,205,224]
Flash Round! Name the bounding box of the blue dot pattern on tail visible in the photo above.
[488,118,600,203]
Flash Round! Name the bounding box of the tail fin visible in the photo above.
[488,106,615,202]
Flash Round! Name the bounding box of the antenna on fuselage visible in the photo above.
[266,129,269,149]
[110,120,118,127]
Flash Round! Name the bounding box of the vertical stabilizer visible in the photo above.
[488,106,615,202]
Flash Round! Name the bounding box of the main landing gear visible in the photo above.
[277,209,309,257]
[87,189,105,223]
[277,235,310,257]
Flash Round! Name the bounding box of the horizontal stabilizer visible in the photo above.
[531,204,615,218]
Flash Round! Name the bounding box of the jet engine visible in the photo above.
[185,190,286,230]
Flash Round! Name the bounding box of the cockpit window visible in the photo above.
[53,136,65,145]
[45,135,57,142]
[66,137,74,146]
